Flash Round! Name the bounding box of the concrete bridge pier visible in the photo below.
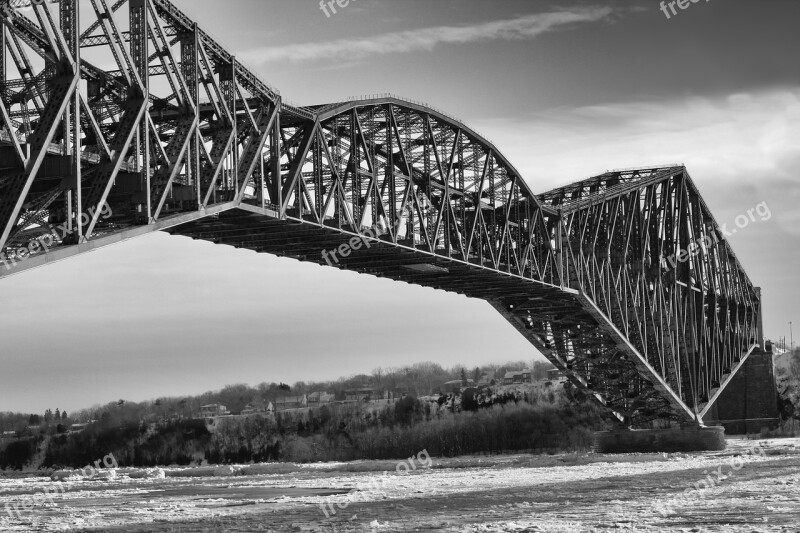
[595,288,778,453]
[593,425,726,454]
[594,349,780,453]
[701,349,780,434]
[594,347,780,453]
[700,290,780,434]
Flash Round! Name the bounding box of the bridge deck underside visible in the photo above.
[168,208,675,424]
[168,209,561,300]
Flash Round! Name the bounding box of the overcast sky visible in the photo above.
[1,0,798,414]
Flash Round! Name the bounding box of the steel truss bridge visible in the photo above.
[0,0,763,427]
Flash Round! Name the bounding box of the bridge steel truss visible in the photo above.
[0,0,762,427]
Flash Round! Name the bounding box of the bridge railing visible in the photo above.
[309,93,500,148]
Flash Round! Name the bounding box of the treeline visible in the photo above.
[0,409,70,436]
[44,418,212,468]
[339,402,604,460]
[61,360,555,424]
[1,360,557,435]
[2,383,611,470]
[0,437,42,470]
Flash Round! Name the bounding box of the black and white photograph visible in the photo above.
[1,0,799,531]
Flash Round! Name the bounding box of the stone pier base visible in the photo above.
[593,426,726,453]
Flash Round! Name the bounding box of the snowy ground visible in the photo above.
[2,437,800,532]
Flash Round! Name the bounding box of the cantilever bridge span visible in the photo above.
[0,0,764,428]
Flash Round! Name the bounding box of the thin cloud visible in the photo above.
[472,87,800,235]
[240,8,614,65]
[474,89,800,188]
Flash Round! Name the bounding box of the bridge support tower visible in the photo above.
[701,349,780,434]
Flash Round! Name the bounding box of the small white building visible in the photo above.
[198,404,229,418]
[274,395,307,410]
[307,392,335,406]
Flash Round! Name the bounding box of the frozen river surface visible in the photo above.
[2,437,800,532]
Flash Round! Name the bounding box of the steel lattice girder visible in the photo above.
[0,0,762,427]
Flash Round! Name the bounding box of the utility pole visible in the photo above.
[790,322,794,353]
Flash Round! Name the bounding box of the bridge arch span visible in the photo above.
[273,95,561,287]
[0,0,765,429]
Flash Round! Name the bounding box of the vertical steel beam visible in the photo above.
[0,23,5,84]
[270,102,281,209]
[231,61,238,201]
[754,287,764,349]
[219,58,236,200]
[180,23,200,207]
[130,0,151,222]
[61,0,80,237]
[0,27,25,167]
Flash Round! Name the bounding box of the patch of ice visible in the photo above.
[126,467,166,479]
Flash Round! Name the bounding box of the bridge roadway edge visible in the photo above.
[1,204,738,450]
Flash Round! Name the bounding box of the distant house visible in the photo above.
[392,386,410,397]
[198,404,229,418]
[307,392,335,406]
[546,368,567,383]
[504,369,532,384]
[70,423,89,433]
[274,395,307,410]
[345,387,373,401]
[1,430,17,439]
[370,389,398,405]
